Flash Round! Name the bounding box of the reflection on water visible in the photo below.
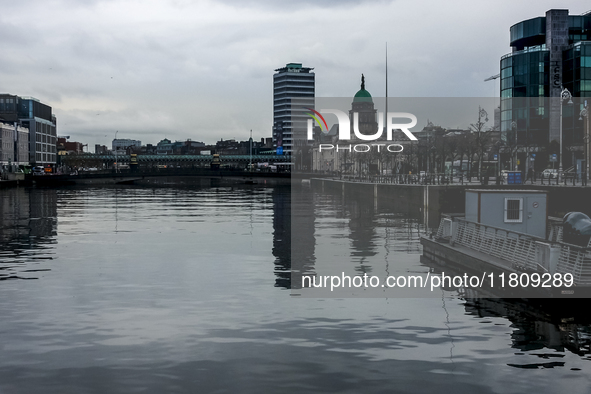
[465,296,591,353]
[0,188,57,280]
[292,182,426,296]
[272,185,291,288]
[0,184,590,393]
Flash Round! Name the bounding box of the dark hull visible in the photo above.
[421,236,591,301]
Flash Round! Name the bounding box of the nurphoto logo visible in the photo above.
[306,107,418,153]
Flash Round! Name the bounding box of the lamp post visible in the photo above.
[474,106,488,182]
[114,130,119,173]
[580,101,589,184]
[559,87,573,182]
[425,131,431,174]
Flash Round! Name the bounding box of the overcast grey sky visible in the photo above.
[1,0,588,149]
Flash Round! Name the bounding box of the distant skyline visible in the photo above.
[1,0,588,150]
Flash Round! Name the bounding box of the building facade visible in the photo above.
[349,74,379,138]
[112,139,141,155]
[57,137,84,155]
[95,144,109,154]
[273,63,315,155]
[0,94,57,166]
[0,122,29,166]
[156,138,172,155]
[312,75,381,174]
[500,9,591,171]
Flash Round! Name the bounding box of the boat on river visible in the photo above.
[421,189,591,298]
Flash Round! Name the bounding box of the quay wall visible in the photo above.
[309,178,591,224]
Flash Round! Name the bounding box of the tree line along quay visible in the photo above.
[310,118,585,183]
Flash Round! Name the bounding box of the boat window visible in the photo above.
[504,198,523,223]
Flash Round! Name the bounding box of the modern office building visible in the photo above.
[273,63,315,155]
[500,9,591,171]
[0,94,57,166]
[112,138,141,154]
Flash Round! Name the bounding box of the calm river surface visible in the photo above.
[1,184,590,393]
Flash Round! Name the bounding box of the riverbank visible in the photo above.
[310,178,591,221]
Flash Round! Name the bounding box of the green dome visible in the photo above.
[353,89,372,102]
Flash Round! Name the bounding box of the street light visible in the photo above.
[559,87,573,182]
[475,106,488,182]
[480,107,489,123]
[580,101,589,184]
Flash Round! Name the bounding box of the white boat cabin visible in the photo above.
[465,189,548,238]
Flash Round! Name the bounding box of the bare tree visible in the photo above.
[470,106,491,183]
[445,133,462,183]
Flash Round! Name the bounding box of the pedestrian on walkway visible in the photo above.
[527,168,534,184]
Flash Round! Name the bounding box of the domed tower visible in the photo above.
[350,74,379,137]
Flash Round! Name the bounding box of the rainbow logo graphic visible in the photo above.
[305,107,328,132]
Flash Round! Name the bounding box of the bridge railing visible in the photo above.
[60,153,292,163]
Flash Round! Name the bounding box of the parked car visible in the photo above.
[542,168,558,178]
[500,170,513,182]
[32,166,45,175]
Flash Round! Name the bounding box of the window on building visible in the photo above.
[504,198,523,223]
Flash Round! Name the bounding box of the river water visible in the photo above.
[1,184,590,393]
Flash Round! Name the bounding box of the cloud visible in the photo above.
[176,0,393,11]
[0,0,586,150]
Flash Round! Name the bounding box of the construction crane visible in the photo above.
[484,73,501,98]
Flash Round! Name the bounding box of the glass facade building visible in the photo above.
[500,9,591,172]
[500,48,550,145]
[564,42,591,97]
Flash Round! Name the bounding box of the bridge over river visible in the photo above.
[25,168,334,187]
[59,153,291,167]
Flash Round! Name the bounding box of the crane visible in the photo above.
[484,73,501,98]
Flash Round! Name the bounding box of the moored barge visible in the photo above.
[421,189,591,298]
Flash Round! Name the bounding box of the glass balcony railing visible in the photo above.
[501,45,549,60]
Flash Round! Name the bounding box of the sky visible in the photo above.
[1,0,588,150]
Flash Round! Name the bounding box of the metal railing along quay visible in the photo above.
[436,216,591,286]
[339,173,462,185]
[331,171,591,187]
